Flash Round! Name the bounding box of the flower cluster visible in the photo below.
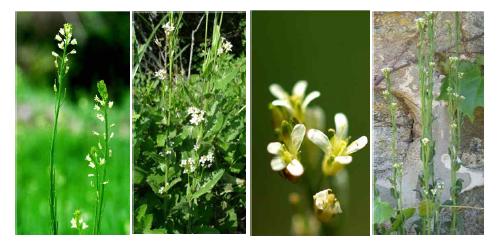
[180,157,196,174]
[52,23,77,92]
[307,113,368,176]
[154,69,167,81]
[217,37,233,55]
[187,106,206,125]
[199,151,215,168]
[70,209,88,231]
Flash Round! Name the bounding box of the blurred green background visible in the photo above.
[251,11,370,235]
[16,12,130,234]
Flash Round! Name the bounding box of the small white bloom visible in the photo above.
[70,218,77,229]
[98,142,102,150]
[158,186,165,194]
[99,158,105,165]
[103,181,109,185]
[193,143,200,151]
[59,28,65,36]
[421,137,430,145]
[55,34,62,42]
[154,69,167,80]
[88,162,95,168]
[82,222,88,230]
[88,174,94,177]
[96,113,105,122]
[108,101,114,108]
[85,154,92,162]
[70,38,77,45]
[162,22,175,36]
[92,131,100,136]
[52,51,59,57]
[58,42,64,50]
[268,124,306,178]
[269,80,320,121]
[69,49,76,55]
[94,104,100,111]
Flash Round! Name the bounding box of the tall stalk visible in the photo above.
[416,12,437,235]
[447,12,463,235]
[382,67,405,234]
[49,23,77,234]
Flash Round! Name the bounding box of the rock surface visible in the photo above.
[373,12,484,234]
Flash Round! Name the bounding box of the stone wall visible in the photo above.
[372,12,484,234]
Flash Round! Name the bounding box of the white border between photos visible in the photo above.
[1,0,497,245]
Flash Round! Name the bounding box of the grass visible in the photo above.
[16,69,130,235]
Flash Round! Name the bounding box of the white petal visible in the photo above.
[302,91,320,110]
[346,136,368,154]
[270,157,286,171]
[335,156,352,165]
[271,100,293,110]
[334,113,348,139]
[307,129,330,153]
[291,124,306,152]
[287,159,304,176]
[269,84,289,100]
[267,142,282,155]
[292,80,308,98]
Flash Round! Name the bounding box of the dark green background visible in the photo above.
[251,11,370,235]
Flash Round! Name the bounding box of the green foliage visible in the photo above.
[373,198,394,224]
[133,12,246,234]
[438,58,484,121]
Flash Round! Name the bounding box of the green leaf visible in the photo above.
[192,169,225,200]
[156,133,166,147]
[136,204,148,222]
[418,199,434,218]
[438,60,483,121]
[373,198,394,224]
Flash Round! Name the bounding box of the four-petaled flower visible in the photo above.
[267,124,306,180]
[269,80,320,123]
[307,113,368,176]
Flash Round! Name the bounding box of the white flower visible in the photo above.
[51,51,59,57]
[206,151,214,162]
[55,34,62,42]
[88,162,95,168]
[70,38,77,45]
[82,222,88,230]
[269,80,320,122]
[381,67,392,75]
[193,143,200,151]
[108,101,114,108]
[96,113,105,122]
[59,28,65,36]
[163,22,175,36]
[267,124,306,178]
[307,113,368,176]
[69,49,76,55]
[99,158,105,165]
[88,174,94,177]
[158,186,165,194]
[421,137,430,145]
[85,154,92,162]
[94,104,100,111]
[70,218,77,229]
[154,69,167,80]
[103,181,109,185]
[188,107,206,126]
[217,37,233,55]
[313,189,342,222]
[92,131,100,136]
[449,56,459,63]
[58,42,64,50]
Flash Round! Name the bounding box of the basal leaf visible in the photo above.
[192,169,225,200]
[373,198,394,224]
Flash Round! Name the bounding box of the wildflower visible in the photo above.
[96,113,105,122]
[193,143,200,151]
[52,51,59,57]
[99,158,105,165]
[163,22,175,36]
[158,186,165,194]
[187,107,206,126]
[217,37,233,54]
[307,113,368,176]
[450,123,458,129]
[267,124,306,180]
[69,49,77,55]
[70,38,77,45]
[421,137,430,145]
[70,218,77,229]
[458,72,464,80]
[58,42,64,49]
[55,34,62,42]
[70,209,88,231]
[429,62,436,68]
[449,56,459,63]
[92,131,100,136]
[154,69,167,80]
[382,90,390,96]
[381,67,392,77]
[165,150,172,155]
[88,174,94,177]
[108,101,114,108]
[82,222,88,230]
[85,154,92,162]
[269,80,320,122]
[415,17,426,30]
[390,102,397,108]
[103,181,109,185]
[313,189,342,222]
[88,162,95,168]
[180,157,196,174]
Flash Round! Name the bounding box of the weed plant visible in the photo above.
[133,12,245,234]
